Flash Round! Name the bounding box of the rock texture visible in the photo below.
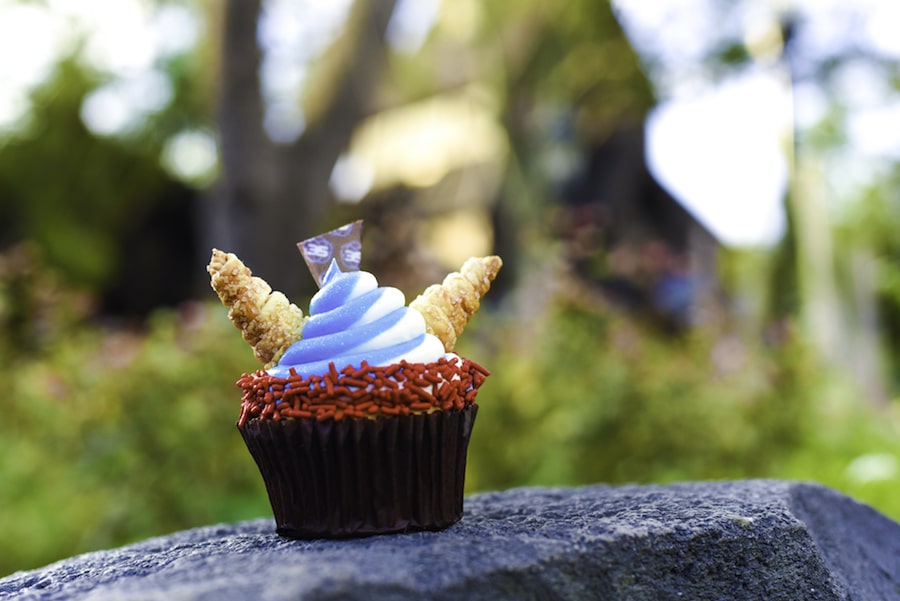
[1,480,898,601]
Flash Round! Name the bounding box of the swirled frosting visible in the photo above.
[267,260,445,378]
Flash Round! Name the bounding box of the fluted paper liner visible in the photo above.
[239,406,478,538]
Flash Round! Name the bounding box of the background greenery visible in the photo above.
[1,0,899,578]
[1,244,898,576]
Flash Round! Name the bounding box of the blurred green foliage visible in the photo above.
[464,286,900,521]
[0,249,267,575]
[836,171,900,390]
[2,249,898,577]
[1,62,155,287]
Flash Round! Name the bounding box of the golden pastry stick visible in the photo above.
[207,249,307,366]
[409,256,502,352]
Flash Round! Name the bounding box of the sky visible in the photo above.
[1,0,899,248]
[0,0,214,184]
[644,66,791,247]
[613,0,900,246]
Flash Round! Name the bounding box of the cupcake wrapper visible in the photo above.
[238,405,478,538]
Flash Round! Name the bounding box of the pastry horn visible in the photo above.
[207,249,307,366]
[409,256,502,352]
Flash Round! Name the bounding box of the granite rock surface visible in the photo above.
[1,480,898,601]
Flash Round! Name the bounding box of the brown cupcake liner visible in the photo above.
[238,405,478,538]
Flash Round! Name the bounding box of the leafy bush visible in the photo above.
[463,294,900,519]
[1,258,898,577]
[1,300,269,576]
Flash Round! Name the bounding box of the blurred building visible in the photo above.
[562,124,725,331]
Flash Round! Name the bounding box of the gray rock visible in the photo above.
[1,480,897,601]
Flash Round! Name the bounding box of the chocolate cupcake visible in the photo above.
[208,222,501,538]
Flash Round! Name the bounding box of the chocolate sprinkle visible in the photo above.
[236,357,490,426]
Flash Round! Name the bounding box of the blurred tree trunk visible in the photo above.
[790,157,843,360]
[201,0,397,297]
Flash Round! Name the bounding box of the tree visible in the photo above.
[206,0,398,298]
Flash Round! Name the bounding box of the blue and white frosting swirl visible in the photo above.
[267,260,445,378]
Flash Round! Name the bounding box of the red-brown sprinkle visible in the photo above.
[235,357,489,426]
[405,382,436,404]
[422,372,443,385]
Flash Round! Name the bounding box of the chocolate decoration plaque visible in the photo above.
[297,220,363,287]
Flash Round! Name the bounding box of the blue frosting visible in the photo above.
[268,260,444,378]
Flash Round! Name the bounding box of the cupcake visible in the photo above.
[207,221,501,538]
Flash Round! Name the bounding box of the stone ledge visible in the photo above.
[1,480,898,600]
